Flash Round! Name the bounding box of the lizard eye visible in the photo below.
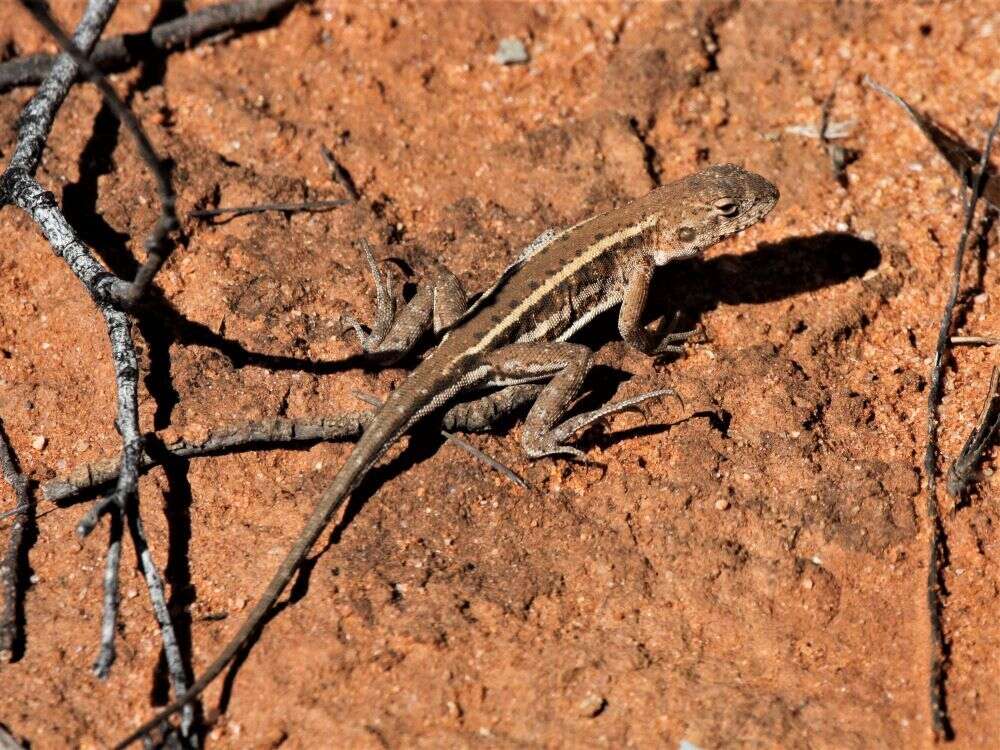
[713,199,738,217]
[677,226,697,243]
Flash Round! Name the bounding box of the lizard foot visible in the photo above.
[340,239,396,353]
[525,388,676,459]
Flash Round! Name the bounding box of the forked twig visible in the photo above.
[0,0,192,732]
[919,107,1000,740]
[19,0,179,307]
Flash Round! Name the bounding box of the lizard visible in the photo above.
[118,163,779,747]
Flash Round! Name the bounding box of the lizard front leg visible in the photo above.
[342,240,467,364]
[619,258,694,356]
[485,343,672,458]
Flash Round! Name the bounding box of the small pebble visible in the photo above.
[31,435,47,450]
[714,498,730,511]
[802,578,814,590]
[577,692,607,718]
[494,37,530,65]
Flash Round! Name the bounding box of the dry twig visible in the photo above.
[19,0,180,307]
[0,0,193,735]
[865,77,1000,210]
[0,0,300,92]
[0,420,31,663]
[44,415,371,502]
[188,199,350,222]
[919,108,999,740]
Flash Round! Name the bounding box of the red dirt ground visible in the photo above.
[1,1,999,747]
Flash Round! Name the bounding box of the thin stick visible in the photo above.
[0,420,31,662]
[19,0,179,307]
[865,76,1000,210]
[89,305,144,678]
[93,514,122,677]
[45,414,371,502]
[947,367,1000,498]
[441,430,528,489]
[320,145,361,201]
[921,108,1000,740]
[188,199,350,221]
[127,512,193,735]
[950,335,1000,347]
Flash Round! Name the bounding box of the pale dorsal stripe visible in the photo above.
[466,214,657,356]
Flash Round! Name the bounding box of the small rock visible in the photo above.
[73,439,90,453]
[714,498,730,511]
[577,692,607,718]
[494,37,530,65]
[31,434,47,450]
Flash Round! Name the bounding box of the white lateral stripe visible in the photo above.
[465,215,656,355]
[558,293,621,341]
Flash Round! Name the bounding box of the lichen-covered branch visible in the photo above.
[19,0,179,307]
[0,0,191,723]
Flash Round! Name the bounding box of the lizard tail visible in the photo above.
[114,397,416,749]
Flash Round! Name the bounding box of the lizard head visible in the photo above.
[650,163,779,265]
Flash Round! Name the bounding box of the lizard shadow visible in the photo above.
[575,231,882,354]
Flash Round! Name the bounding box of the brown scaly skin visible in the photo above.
[118,163,778,747]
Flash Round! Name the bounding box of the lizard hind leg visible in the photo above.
[486,343,673,459]
[341,240,468,365]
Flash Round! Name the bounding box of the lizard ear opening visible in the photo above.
[677,226,697,243]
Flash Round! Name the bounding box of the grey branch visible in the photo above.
[0,0,300,92]
[127,512,193,736]
[0,0,190,717]
[45,415,371,502]
[20,0,179,307]
[0,419,31,662]
[44,384,546,502]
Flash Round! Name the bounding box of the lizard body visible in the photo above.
[120,163,778,746]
